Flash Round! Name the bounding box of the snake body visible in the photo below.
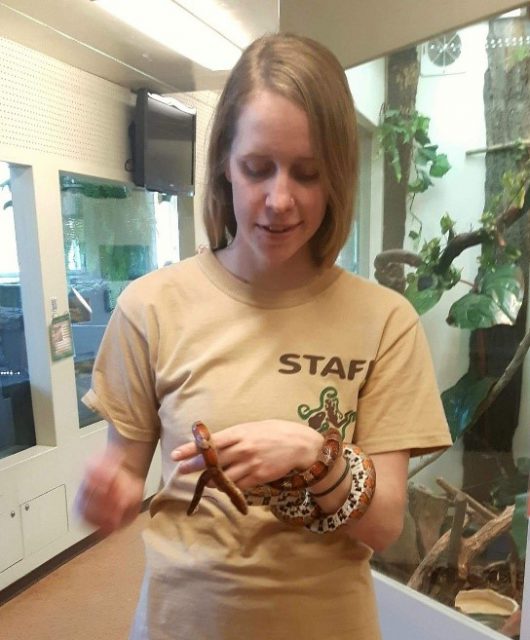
[186,421,248,515]
[187,420,375,527]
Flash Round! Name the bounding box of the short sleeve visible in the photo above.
[82,304,161,443]
[353,314,452,458]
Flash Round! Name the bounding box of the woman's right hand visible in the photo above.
[75,447,144,535]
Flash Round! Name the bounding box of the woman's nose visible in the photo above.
[265,175,294,212]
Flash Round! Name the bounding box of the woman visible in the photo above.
[77,33,451,639]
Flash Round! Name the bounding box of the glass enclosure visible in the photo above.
[357,7,530,637]
[0,162,36,458]
[337,219,360,273]
[60,174,181,427]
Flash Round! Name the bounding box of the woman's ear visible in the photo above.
[224,162,232,183]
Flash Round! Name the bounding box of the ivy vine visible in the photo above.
[377,108,451,195]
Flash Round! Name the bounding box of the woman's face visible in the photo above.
[225,90,328,279]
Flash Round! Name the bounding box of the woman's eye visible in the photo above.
[240,162,272,178]
[293,169,319,182]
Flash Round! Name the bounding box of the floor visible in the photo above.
[0,511,149,640]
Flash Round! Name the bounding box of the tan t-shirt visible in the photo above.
[84,250,451,640]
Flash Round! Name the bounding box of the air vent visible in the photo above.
[421,31,465,77]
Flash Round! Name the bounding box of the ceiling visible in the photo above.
[0,0,279,93]
[0,0,526,94]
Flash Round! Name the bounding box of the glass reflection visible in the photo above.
[0,162,36,458]
[60,174,181,427]
[357,7,530,636]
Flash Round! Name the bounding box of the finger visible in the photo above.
[171,441,199,461]
[211,462,257,490]
[171,426,244,461]
[176,454,206,475]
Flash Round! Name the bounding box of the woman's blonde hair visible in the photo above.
[204,33,358,267]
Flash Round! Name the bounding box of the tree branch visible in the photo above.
[374,183,530,285]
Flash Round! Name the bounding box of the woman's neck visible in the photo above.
[214,245,323,291]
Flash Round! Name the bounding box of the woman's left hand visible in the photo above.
[171,420,323,491]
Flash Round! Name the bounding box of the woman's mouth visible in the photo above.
[257,223,301,234]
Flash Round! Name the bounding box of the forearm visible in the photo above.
[107,423,157,481]
[344,481,405,551]
[310,449,409,552]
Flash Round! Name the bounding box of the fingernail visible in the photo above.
[171,450,181,461]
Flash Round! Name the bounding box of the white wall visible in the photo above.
[346,58,386,128]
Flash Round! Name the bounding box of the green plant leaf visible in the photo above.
[414,118,431,145]
[404,276,443,315]
[481,264,525,322]
[512,492,529,559]
[440,213,455,235]
[416,144,439,165]
[3,200,12,210]
[430,154,451,177]
[441,372,497,441]
[408,170,433,193]
[447,264,524,328]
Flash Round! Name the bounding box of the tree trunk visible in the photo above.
[382,48,421,252]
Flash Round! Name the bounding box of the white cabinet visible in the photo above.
[0,494,24,572]
[20,485,68,555]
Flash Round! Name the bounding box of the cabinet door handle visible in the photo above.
[10,510,16,518]
[24,504,30,511]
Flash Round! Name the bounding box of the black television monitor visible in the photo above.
[131,89,196,196]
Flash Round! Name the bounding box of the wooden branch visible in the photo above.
[436,478,497,521]
[447,496,467,568]
[434,230,488,275]
[478,329,530,418]
[407,514,470,591]
[457,505,515,580]
[374,182,530,284]
[435,185,530,275]
[408,484,451,554]
[373,249,422,292]
[408,504,516,592]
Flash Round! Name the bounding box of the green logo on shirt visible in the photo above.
[298,386,356,438]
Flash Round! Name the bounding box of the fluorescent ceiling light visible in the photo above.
[94,0,242,70]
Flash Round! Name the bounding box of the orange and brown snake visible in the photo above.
[186,420,248,515]
[186,419,344,516]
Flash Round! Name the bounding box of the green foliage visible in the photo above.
[512,492,529,559]
[404,158,529,321]
[404,217,461,315]
[447,264,524,329]
[60,176,128,199]
[377,109,451,193]
[441,372,497,442]
[404,275,444,314]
